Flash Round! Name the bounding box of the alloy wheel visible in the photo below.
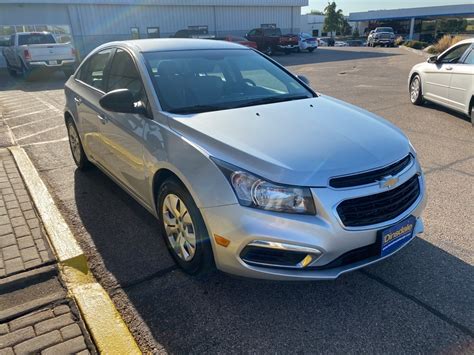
[410,77,420,103]
[161,193,197,261]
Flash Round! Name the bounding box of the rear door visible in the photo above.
[447,44,474,113]
[74,48,113,163]
[99,48,149,199]
[424,43,471,106]
[247,29,264,50]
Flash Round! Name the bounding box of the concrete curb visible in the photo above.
[400,45,431,58]
[9,146,141,354]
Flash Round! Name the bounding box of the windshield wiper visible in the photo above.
[169,105,226,114]
[234,95,311,108]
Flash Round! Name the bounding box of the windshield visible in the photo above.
[18,34,55,45]
[263,28,282,36]
[144,49,314,114]
[376,28,394,33]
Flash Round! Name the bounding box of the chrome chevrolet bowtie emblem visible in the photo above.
[379,175,398,189]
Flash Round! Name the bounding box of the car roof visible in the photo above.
[456,38,474,46]
[99,38,246,53]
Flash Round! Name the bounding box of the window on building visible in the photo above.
[147,27,160,38]
[130,27,140,40]
[312,29,319,37]
[80,49,112,91]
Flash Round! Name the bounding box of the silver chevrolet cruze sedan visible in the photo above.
[64,39,426,280]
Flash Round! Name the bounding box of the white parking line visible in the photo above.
[7,104,46,114]
[33,96,62,113]
[16,124,64,141]
[10,117,54,130]
[4,109,52,120]
[21,137,69,147]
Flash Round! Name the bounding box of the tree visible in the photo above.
[340,18,352,36]
[309,10,324,15]
[352,27,360,39]
[323,2,344,37]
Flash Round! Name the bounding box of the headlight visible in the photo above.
[211,158,316,215]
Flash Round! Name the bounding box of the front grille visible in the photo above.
[337,174,420,227]
[330,155,412,188]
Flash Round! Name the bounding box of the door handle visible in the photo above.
[74,97,82,105]
[445,67,453,71]
[97,114,108,124]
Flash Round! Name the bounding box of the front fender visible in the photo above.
[143,119,238,210]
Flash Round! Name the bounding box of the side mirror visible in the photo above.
[297,75,310,85]
[99,89,147,115]
[427,55,438,64]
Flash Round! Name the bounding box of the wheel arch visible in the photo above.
[409,71,423,95]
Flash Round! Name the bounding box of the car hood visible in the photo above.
[166,96,410,187]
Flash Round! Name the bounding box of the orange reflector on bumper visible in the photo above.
[214,235,230,247]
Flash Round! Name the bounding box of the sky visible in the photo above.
[302,0,470,14]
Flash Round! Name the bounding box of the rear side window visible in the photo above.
[79,49,112,91]
[107,48,147,104]
[18,34,55,45]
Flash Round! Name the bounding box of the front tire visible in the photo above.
[66,118,91,170]
[409,74,423,105]
[264,46,273,56]
[157,178,214,275]
[308,47,315,53]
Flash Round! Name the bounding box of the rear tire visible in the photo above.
[66,117,91,170]
[409,74,423,105]
[308,47,315,53]
[18,62,31,81]
[264,46,273,56]
[157,178,214,275]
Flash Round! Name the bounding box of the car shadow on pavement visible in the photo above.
[73,167,473,353]
[421,101,472,124]
[276,48,400,67]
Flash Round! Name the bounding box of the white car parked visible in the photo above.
[408,38,474,125]
[297,32,318,52]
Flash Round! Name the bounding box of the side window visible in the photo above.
[463,49,474,65]
[438,44,471,64]
[255,29,263,36]
[79,49,112,91]
[248,29,256,36]
[107,48,147,105]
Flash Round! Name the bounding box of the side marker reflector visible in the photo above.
[214,235,230,247]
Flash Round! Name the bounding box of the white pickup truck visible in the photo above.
[2,32,76,78]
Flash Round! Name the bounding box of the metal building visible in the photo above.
[0,0,306,65]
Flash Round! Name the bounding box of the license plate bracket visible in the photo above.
[379,216,416,257]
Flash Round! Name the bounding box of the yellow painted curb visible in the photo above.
[9,146,141,354]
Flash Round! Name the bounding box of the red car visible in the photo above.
[216,35,257,49]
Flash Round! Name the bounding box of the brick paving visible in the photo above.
[0,302,95,354]
[0,149,54,278]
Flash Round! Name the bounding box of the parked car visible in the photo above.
[3,32,76,78]
[319,36,335,47]
[172,28,215,39]
[317,38,327,47]
[367,27,395,47]
[297,33,318,52]
[215,35,257,49]
[246,27,298,55]
[65,38,426,280]
[335,41,349,47]
[409,38,474,125]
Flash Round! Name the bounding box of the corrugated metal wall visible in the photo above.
[0,2,304,66]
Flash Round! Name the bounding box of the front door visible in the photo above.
[448,46,474,113]
[424,43,471,107]
[99,48,149,200]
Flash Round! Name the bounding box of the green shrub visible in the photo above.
[404,40,428,50]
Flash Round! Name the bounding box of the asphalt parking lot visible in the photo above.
[0,46,473,353]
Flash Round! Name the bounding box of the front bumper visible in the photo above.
[201,165,426,280]
[374,39,394,44]
[277,44,299,50]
